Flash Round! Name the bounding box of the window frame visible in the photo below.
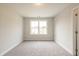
[30,20,47,35]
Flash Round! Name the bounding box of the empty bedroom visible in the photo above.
[0,3,79,56]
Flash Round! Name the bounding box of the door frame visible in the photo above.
[73,6,79,56]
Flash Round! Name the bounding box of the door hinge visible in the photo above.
[75,14,78,16]
[75,31,78,34]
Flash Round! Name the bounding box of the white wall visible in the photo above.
[23,17,54,40]
[0,5,23,55]
[54,4,79,55]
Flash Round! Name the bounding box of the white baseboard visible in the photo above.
[0,40,23,56]
[24,36,54,41]
[55,41,73,55]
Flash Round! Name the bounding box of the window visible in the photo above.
[30,20,47,35]
[31,21,38,34]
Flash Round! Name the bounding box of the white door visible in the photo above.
[73,8,79,56]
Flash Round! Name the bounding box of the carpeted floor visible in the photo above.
[4,41,72,56]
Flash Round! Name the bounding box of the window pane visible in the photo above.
[31,21,38,27]
[39,21,47,27]
[40,28,47,34]
[30,21,38,34]
[31,28,38,34]
[39,21,47,34]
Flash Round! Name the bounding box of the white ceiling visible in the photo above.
[2,3,71,17]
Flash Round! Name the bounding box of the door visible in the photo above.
[73,8,79,56]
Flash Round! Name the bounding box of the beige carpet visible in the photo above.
[4,41,72,56]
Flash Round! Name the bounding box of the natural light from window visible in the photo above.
[30,20,47,35]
